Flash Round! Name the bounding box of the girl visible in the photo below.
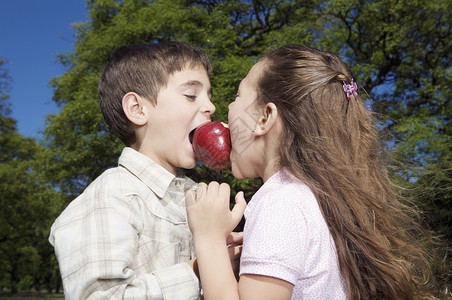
[186,44,433,299]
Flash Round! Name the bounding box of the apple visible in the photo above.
[192,121,231,170]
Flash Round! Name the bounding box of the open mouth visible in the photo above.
[189,128,196,144]
[189,121,209,145]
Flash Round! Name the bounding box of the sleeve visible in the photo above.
[49,181,200,300]
[239,191,308,286]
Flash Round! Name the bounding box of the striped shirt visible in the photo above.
[49,147,201,299]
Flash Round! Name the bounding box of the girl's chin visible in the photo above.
[230,164,242,179]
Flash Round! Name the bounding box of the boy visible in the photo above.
[49,42,241,299]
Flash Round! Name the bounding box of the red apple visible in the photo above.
[192,121,231,170]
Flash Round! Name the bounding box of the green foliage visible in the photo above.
[41,0,319,196]
[317,0,451,166]
[0,58,11,115]
[0,61,61,294]
[31,0,451,295]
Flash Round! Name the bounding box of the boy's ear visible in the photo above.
[253,102,278,136]
[122,92,148,126]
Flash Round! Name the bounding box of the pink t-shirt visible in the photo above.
[240,169,347,299]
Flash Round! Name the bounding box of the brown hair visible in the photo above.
[98,42,212,145]
[256,44,433,299]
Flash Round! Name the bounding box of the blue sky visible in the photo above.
[0,0,89,139]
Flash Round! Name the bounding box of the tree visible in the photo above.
[40,0,319,199]
[0,58,11,115]
[40,0,451,294]
[0,59,61,294]
[314,1,451,289]
[316,0,451,165]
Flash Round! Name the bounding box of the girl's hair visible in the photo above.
[256,44,433,299]
[98,42,212,146]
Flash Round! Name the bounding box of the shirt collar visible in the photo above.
[118,147,175,198]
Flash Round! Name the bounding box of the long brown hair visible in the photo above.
[256,44,433,299]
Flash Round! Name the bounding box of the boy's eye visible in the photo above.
[184,95,197,101]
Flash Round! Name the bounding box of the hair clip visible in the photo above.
[343,79,358,100]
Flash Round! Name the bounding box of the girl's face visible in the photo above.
[228,61,264,179]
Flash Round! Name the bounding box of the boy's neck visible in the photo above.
[130,143,179,176]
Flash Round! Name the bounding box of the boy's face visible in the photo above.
[141,65,215,174]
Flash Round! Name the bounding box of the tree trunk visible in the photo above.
[10,258,18,294]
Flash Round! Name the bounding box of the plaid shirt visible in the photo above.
[49,147,201,299]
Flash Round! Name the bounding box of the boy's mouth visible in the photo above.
[189,128,196,144]
[189,121,210,145]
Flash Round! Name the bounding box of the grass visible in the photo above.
[0,292,64,300]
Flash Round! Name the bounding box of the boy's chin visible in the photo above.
[179,158,197,170]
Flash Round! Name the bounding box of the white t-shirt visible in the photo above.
[240,169,347,299]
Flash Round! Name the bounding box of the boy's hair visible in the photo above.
[98,42,213,145]
[256,44,433,299]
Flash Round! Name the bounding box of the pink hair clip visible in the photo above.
[343,79,358,100]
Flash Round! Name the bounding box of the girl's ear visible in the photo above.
[122,92,148,126]
[253,102,278,136]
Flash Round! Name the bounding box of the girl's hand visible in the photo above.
[186,182,246,243]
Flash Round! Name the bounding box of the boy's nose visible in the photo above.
[202,97,216,116]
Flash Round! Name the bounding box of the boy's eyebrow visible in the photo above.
[178,80,202,89]
[178,80,213,98]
